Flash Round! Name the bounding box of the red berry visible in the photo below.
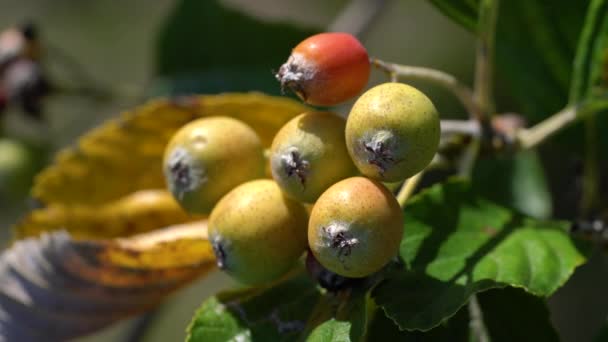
[276,32,370,106]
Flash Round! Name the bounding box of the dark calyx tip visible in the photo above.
[212,240,227,270]
[282,149,310,187]
[363,140,397,175]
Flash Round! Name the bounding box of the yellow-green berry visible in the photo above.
[345,82,440,182]
[270,111,357,203]
[208,179,309,285]
[308,176,403,278]
[163,116,265,214]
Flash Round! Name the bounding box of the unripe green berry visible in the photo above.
[345,83,440,182]
[308,176,403,278]
[270,111,357,203]
[209,179,309,285]
[163,116,265,214]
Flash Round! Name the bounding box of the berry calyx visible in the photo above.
[163,116,265,215]
[276,32,370,106]
[345,82,440,182]
[308,177,403,278]
[208,179,309,285]
[270,111,357,203]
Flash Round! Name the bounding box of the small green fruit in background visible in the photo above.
[0,138,45,200]
[208,179,309,285]
[270,111,357,203]
[163,116,265,215]
[345,82,440,182]
[308,176,403,278]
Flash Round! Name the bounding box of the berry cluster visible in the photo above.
[163,33,440,287]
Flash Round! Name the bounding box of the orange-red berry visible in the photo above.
[276,32,370,106]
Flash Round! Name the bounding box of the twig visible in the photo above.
[396,171,424,207]
[457,138,480,177]
[371,58,479,117]
[465,3,499,340]
[581,116,600,215]
[328,0,389,38]
[440,119,481,137]
[516,106,578,149]
[468,295,490,342]
[44,41,141,101]
[473,0,500,120]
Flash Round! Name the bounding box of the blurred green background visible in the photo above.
[0,0,605,341]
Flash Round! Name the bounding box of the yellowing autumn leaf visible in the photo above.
[14,189,200,240]
[0,222,215,340]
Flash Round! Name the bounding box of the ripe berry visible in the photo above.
[208,179,309,285]
[270,111,357,203]
[276,32,370,106]
[163,116,265,215]
[308,177,403,278]
[345,82,440,182]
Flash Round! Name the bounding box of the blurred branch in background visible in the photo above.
[328,0,390,38]
[45,42,142,102]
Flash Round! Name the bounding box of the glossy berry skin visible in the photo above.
[270,111,357,203]
[345,82,440,182]
[276,32,370,106]
[163,116,265,215]
[208,179,309,285]
[308,177,403,278]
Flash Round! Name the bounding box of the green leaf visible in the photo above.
[156,0,317,94]
[372,179,586,331]
[305,287,368,342]
[187,271,369,342]
[366,304,470,341]
[478,287,560,342]
[427,0,477,31]
[186,272,320,342]
[569,0,608,102]
[472,150,552,219]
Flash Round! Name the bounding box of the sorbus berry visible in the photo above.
[276,32,370,106]
[208,179,309,285]
[163,116,265,215]
[270,111,356,203]
[345,82,440,182]
[308,177,403,278]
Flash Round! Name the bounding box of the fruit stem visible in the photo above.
[396,171,424,207]
[473,0,500,121]
[371,58,479,117]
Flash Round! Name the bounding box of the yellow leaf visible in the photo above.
[0,223,216,340]
[104,220,212,269]
[32,93,308,206]
[14,190,201,240]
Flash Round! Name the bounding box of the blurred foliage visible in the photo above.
[472,150,552,219]
[155,0,318,95]
[429,0,586,119]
